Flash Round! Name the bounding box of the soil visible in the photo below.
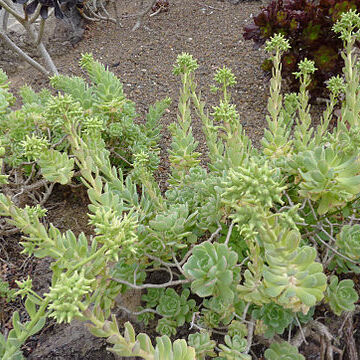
[0,0,355,359]
[6,0,270,150]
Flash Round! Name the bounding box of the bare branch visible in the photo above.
[0,0,25,23]
[29,3,41,23]
[295,314,308,345]
[24,22,58,75]
[171,251,186,276]
[313,234,359,265]
[6,178,49,191]
[111,277,191,289]
[118,306,160,316]
[2,10,9,31]
[149,7,161,17]
[244,319,254,354]
[132,0,157,31]
[0,29,50,75]
[224,221,234,246]
[36,17,46,45]
[340,311,358,360]
[86,3,117,24]
[110,0,121,26]
[39,182,55,205]
[208,224,223,242]
[307,198,318,221]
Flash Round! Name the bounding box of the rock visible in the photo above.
[28,320,115,360]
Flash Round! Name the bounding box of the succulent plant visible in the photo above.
[0,70,15,111]
[222,159,285,213]
[264,341,305,360]
[156,288,196,326]
[262,226,327,314]
[0,278,17,303]
[252,303,294,338]
[219,226,249,263]
[290,146,360,215]
[24,204,47,222]
[200,308,222,328]
[329,255,360,275]
[188,332,216,359]
[89,210,139,262]
[136,308,155,326]
[21,134,50,161]
[156,318,178,337]
[93,277,123,315]
[218,335,251,360]
[141,288,166,308]
[336,224,360,261]
[201,296,234,326]
[173,52,199,76]
[183,242,239,302]
[96,321,196,360]
[45,270,94,323]
[295,307,315,325]
[326,276,359,315]
[4,29,360,360]
[38,150,75,185]
[228,320,248,338]
[237,240,268,306]
[147,204,198,255]
[154,336,196,360]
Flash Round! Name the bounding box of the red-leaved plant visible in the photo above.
[243,0,360,96]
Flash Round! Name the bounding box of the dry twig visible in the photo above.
[132,0,157,31]
[341,311,358,360]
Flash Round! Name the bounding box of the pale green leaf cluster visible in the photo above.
[188,332,216,359]
[332,9,360,43]
[0,54,168,176]
[293,58,317,79]
[3,10,360,360]
[261,226,327,313]
[87,318,196,360]
[20,134,50,161]
[325,276,359,316]
[337,224,360,260]
[221,159,285,227]
[290,146,360,214]
[183,242,240,302]
[23,204,47,222]
[38,149,75,185]
[173,53,199,75]
[142,288,165,308]
[0,278,17,303]
[0,294,47,360]
[168,54,201,184]
[200,296,240,328]
[146,204,198,257]
[252,303,293,338]
[0,140,8,184]
[0,69,15,116]
[46,270,94,323]
[264,342,304,360]
[264,33,290,53]
[331,224,360,273]
[156,288,197,327]
[218,335,251,360]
